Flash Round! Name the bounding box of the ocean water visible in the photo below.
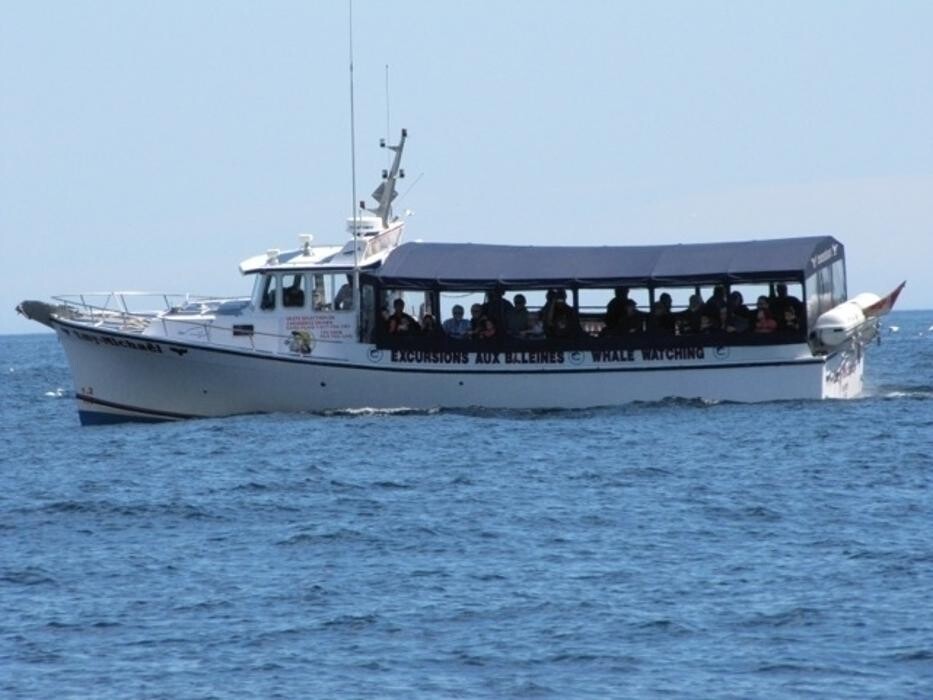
[1,310,932,699]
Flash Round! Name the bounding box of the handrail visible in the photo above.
[49,291,356,350]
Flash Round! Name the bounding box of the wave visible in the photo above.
[863,384,933,400]
[0,567,57,586]
[321,406,442,417]
[13,500,226,521]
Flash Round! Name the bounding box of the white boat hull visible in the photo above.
[53,318,864,424]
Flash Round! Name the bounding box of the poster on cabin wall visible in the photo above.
[308,313,355,342]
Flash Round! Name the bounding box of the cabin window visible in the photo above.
[805,273,819,325]
[311,274,354,311]
[259,275,278,310]
[282,274,306,308]
[831,259,847,306]
[577,287,651,335]
[818,266,834,315]
[652,287,695,314]
[360,284,376,341]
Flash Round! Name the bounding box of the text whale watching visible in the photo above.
[18,130,905,424]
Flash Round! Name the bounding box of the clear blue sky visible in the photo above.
[3,0,931,334]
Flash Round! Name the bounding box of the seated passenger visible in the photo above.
[647,300,675,333]
[482,288,514,337]
[755,295,771,318]
[703,285,728,329]
[725,291,752,333]
[387,299,420,336]
[443,304,471,339]
[540,289,560,331]
[545,290,582,338]
[676,294,703,334]
[468,303,484,337]
[507,294,534,336]
[476,316,497,340]
[771,283,804,330]
[782,306,801,333]
[754,308,778,333]
[421,313,441,337]
[604,287,630,332]
[617,299,644,334]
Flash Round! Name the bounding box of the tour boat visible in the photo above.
[18,131,904,424]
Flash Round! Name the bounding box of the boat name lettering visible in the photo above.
[640,347,705,361]
[391,350,470,364]
[503,351,564,365]
[388,350,566,365]
[592,347,705,362]
[72,329,163,354]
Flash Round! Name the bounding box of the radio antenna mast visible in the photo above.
[348,0,362,312]
[385,64,391,170]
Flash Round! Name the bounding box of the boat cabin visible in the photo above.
[358,235,847,352]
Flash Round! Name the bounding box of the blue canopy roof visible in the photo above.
[363,236,843,290]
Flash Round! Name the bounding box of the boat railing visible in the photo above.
[51,291,351,355]
[52,292,215,329]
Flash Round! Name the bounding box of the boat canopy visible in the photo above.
[363,236,843,290]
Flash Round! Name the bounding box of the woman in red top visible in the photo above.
[754,308,778,333]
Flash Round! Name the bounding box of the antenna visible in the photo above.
[348,0,362,314]
[368,129,407,227]
[385,64,391,170]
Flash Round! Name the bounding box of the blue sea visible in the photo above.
[2,310,932,699]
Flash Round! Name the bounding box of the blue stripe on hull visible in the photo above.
[78,410,171,426]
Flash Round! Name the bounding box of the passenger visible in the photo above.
[476,316,497,340]
[755,295,771,317]
[676,294,703,334]
[782,306,801,333]
[421,313,441,337]
[507,294,534,336]
[703,285,728,329]
[618,299,644,334]
[698,312,716,334]
[647,300,675,333]
[334,275,354,310]
[482,287,514,336]
[754,308,778,333]
[527,314,545,338]
[771,283,804,330]
[604,286,630,332]
[468,303,484,337]
[442,304,471,339]
[387,299,420,336]
[658,293,673,313]
[725,291,752,333]
[540,288,560,332]
[283,277,305,307]
[545,289,582,338]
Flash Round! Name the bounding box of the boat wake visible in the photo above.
[321,406,442,417]
[445,397,727,420]
[865,384,933,401]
